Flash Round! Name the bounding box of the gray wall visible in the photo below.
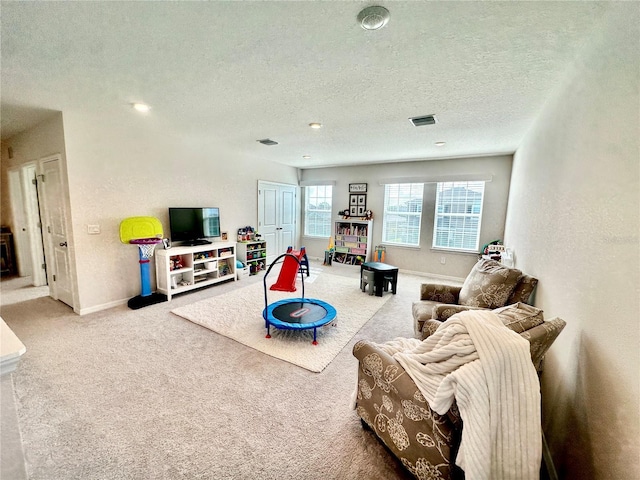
[504,5,639,478]
[301,155,512,279]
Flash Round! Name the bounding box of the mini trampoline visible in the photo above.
[263,253,337,345]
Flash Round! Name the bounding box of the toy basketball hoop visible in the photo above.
[119,216,166,309]
[130,237,162,260]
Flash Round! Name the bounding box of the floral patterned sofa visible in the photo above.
[353,303,566,480]
[412,258,538,340]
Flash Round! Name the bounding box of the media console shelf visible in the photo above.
[155,242,236,300]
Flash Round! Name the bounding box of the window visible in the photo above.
[304,185,333,237]
[433,181,485,251]
[382,183,424,246]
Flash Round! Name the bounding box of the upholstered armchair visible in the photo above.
[412,258,538,339]
[353,304,566,480]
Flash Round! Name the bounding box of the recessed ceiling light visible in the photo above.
[132,103,150,113]
[302,155,311,159]
[308,123,322,129]
[357,6,390,30]
[435,142,446,147]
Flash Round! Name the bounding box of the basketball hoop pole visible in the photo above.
[130,239,161,298]
[127,238,165,309]
[137,247,152,297]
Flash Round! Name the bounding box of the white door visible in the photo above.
[38,155,74,307]
[8,165,48,285]
[8,168,31,277]
[279,186,296,252]
[257,181,297,264]
[258,183,278,260]
[22,164,48,286]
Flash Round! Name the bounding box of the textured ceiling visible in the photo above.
[1,1,614,168]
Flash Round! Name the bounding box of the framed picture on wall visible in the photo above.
[349,205,358,216]
[349,183,367,193]
[357,205,366,216]
[350,194,358,205]
[357,194,366,205]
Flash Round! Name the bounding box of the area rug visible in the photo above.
[171,272,391,372]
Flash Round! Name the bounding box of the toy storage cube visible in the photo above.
[237,266,250,280]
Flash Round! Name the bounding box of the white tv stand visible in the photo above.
[155,242,236,300]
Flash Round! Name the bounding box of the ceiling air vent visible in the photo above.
[409,114,437,127]
[257,138,278,146]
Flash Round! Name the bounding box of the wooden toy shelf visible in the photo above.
[332,220,373,265]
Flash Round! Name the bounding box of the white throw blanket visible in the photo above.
[379,310,541,480]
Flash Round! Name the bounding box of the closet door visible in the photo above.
[257,181,297,264]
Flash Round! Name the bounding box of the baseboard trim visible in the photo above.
[78,298,128,315]
[310,257,465,283]
[399,268,464,283]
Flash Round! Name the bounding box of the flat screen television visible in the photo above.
[168,207,220,245]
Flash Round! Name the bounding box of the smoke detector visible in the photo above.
[357,6,390,30]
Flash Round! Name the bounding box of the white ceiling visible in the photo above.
[1,1,614,169]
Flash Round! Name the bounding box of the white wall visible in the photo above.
[59,111,299,312]
[0,113,75,296]
[504,5,639,478]
[301,155,512,279]
[2,111,299,313]
[1,113,67,227]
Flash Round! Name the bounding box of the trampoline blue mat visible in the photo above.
[263,298,337,330]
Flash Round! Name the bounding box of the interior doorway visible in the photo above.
[6,154,75,309]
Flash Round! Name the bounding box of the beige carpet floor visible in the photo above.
[0,262,459,480]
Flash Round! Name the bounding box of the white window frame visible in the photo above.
[432,181,485,252]
[304,185,333,237]
[382,183,424,247]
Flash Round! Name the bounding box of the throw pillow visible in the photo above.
[458,259,522,309]
[492,302,544,333]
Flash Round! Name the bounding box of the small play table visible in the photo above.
[360,262,398,297]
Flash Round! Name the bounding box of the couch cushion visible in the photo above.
[507,275,539,304]
[458,259,522,309]
[492,302,544,333]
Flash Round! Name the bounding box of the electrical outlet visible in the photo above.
[440,256,446,265]
[87,224,101,235]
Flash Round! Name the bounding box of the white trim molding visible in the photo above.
[379,173,493,185]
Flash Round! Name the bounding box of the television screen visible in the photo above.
[169,208,220,245]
